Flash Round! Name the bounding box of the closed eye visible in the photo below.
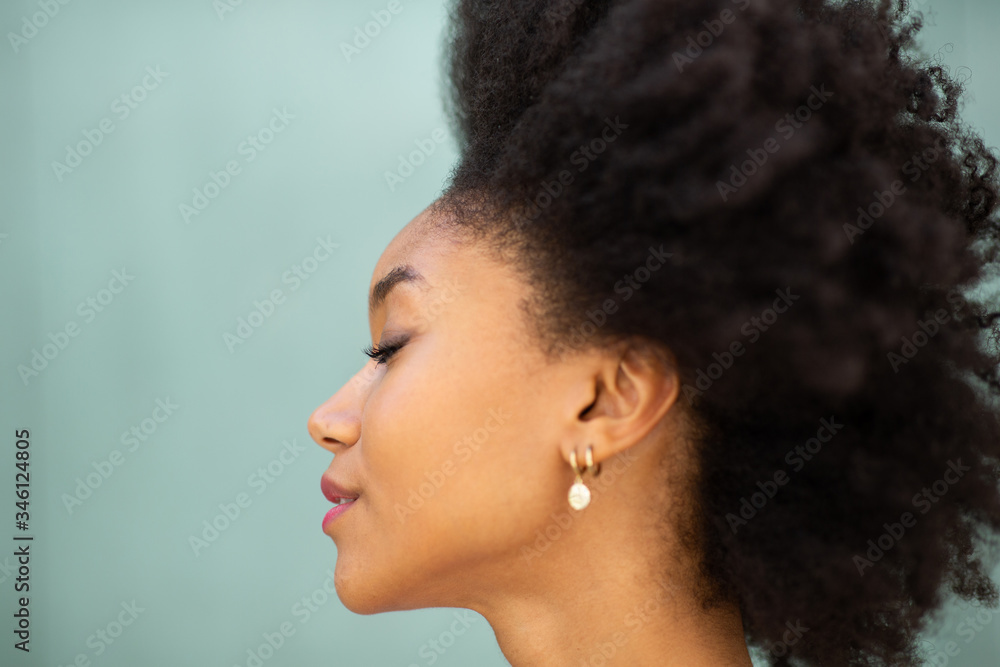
[361,338,406,367]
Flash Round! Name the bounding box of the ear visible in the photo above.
[561,338,681,466]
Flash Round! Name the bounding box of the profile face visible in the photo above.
[307,204,586,614]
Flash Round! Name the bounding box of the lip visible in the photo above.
[321,476,360,504]
[322,503,355,530]
[321,475,360,531]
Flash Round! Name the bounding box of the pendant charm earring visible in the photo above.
[567,445,599,510]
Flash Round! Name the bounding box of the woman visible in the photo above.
[308,0,1000,664]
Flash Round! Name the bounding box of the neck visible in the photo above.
[463,454,753,666]
[483,567,751,667]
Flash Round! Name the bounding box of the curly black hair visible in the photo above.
[434,0,1000,665]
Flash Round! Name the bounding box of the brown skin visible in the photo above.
[307,203,753,666]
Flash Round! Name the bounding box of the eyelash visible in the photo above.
[361,338,406,367]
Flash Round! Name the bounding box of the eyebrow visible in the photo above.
[368,265,425,314]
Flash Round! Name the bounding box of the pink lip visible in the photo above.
[322,501,356,530]
[320,475,360,532]
[321,476,359,503]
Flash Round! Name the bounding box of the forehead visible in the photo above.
[368,206,454,297]
[366,205,532,331]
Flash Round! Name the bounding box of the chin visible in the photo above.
[333,558,405,615]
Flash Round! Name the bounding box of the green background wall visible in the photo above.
[0,1,997,665]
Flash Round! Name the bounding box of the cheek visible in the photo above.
[357,329,568,559]
[362,336,492,483]
[365,378,563,551]
[360,361,474,518]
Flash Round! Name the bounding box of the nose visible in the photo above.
[308,361,377,454]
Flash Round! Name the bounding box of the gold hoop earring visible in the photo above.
[584,444,601,477]
[568,446,594,510]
